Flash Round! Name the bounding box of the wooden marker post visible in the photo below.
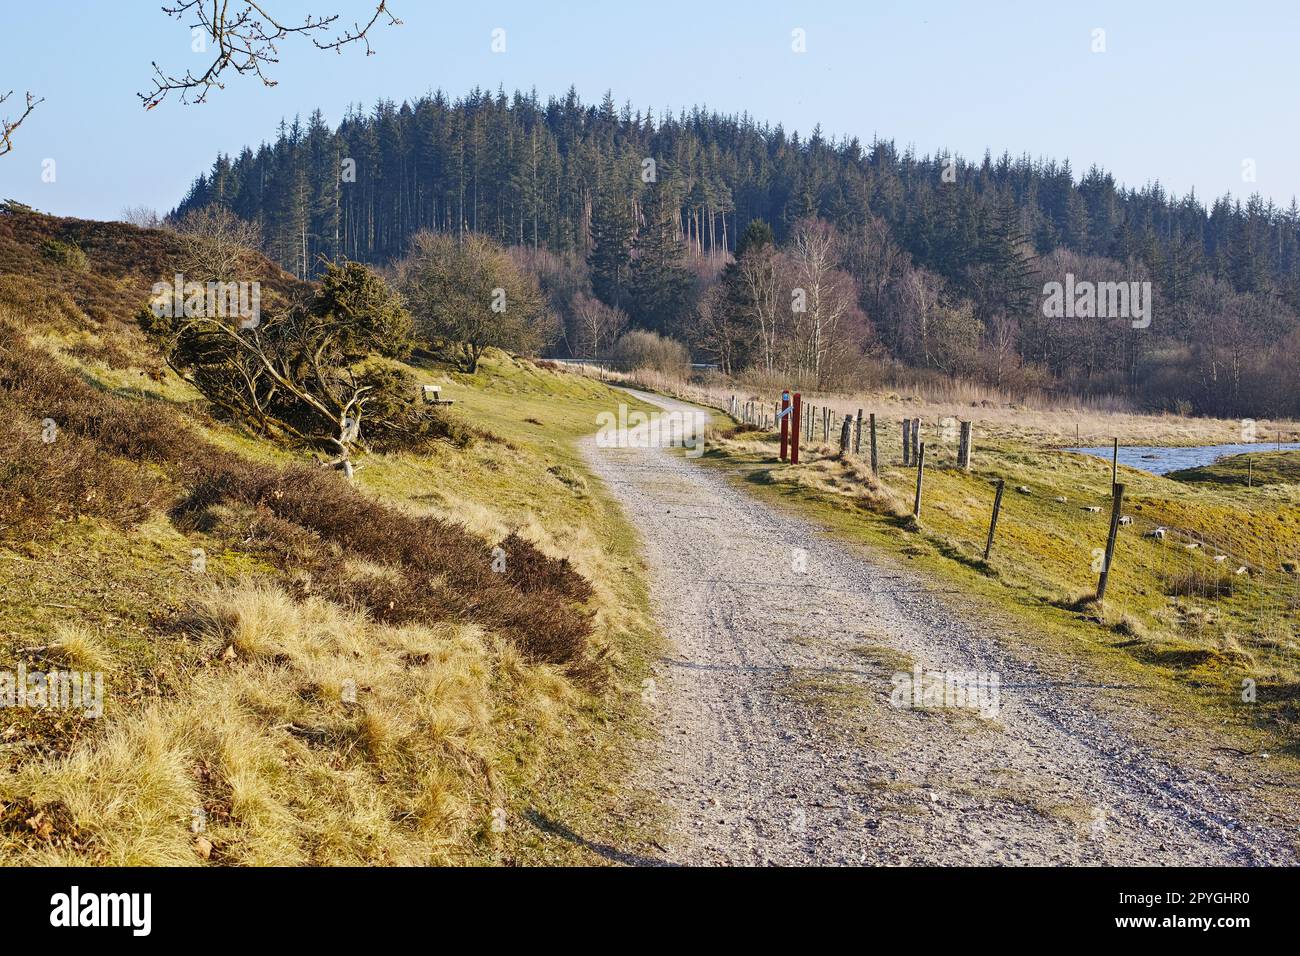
[779,391,791,462]
[903,419,912,466]
[983,478,1005,560]
[791,392,802,465]
[1096,482,1126,602]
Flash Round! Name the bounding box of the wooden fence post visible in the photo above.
[1096,482,1126,602]
[958,421,973,469]
[869,414,879,475]
[983,478,1005,560]
[840,417,852,453]
[822,407,830,442]
[902,419,912,466]
[854,408,864,454]
[912,442,926,519]
[911,418,921,461]
[1111,437,1119,496]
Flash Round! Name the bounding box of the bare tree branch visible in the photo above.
[139,2,401,109]
[0,90,43,158]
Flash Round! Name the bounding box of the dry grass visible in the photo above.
[0,580,572,865]
[47,623,113,673]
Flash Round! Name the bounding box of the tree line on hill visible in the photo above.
[169,86,1300,417]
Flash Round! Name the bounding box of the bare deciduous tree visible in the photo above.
[569,292,627,358]
[121,205,162,229]
[0,90,42,158]
[140,2,401,108]
[787,218,861,385]
[395,230,551,373]
[172,205,264,281]
[737,241,783,376]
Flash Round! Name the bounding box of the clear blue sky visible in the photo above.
[1,0,1296,220]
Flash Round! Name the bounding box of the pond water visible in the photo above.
[1066,443,1300,475]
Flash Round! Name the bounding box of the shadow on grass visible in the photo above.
[524,809,676,867]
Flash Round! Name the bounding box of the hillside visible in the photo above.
[170,88,1300,418]
[0,208,664,864]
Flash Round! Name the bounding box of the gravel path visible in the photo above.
[583,387,1298,866]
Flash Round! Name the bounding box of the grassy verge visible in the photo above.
[358,352,668,864]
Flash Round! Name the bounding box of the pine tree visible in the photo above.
[588,172,635,310]
[627,182,691,334]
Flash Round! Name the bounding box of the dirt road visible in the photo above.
[583,387,1297,866]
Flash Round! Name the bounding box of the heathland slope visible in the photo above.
[0,206,663,865]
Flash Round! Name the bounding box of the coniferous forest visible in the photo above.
[173,86,1300,417]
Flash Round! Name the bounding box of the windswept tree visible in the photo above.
[395,230,551,372]
[143,260,441,470]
